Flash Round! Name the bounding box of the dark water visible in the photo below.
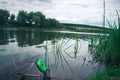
[0,28,105,80]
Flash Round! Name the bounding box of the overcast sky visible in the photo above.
[0,0,120,26]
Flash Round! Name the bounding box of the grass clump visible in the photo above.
[87,14,120,80]
[94,16,120,66]
[87,68,120,80]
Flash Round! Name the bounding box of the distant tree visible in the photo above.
[47,18,60,28]
[0,9,10,25]
[10,14,15,22]
[33,12,46,27]
[17,10,27,26]
[0,9,62,28]
[9,13,15,25]
[43,19,50,28]
[26,12,34,26]
[40,13,46,27]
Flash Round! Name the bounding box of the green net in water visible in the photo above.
[36,59,47,73]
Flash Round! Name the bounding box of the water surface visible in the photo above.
[0,28,105,80]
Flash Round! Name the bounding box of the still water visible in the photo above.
[0,28,105,80]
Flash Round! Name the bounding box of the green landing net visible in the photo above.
[36,59,47,73]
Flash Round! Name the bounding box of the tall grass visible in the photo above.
[87,68,120,80]
[94,16,120,66]
[87,13,120,80]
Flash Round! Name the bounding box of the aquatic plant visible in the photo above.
[52,38,74,71]
[87,10,120,80]
[94,15,120,66]
[87,68,120,80]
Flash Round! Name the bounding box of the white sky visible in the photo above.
[0,0,120,26]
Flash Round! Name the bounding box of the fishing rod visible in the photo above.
[44,38,50,80]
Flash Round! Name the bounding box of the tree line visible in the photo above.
[0,9,62,28]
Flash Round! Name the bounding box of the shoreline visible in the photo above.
[0,26,109,36]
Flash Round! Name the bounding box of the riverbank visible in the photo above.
[0,24,110,34]
[86,17,120,80]
[0,26,108,36]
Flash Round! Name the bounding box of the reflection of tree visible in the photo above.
[16,30,27,47]
[0,29,17,45]
[0,30,9,45]
[15,30,57,47]
[0,29,59,47]
[0,29,95,47]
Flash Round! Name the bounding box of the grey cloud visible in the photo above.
[0,1,8,4]
[71,3,88,8]
[108,0,120,3]
[38,0,52,2]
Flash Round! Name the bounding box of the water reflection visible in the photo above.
[0,29,105,80]
[0,29,95,47]
[0,30,9,45]
[0,29,58,47]
[15,30,57,47]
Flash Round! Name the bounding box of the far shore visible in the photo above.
[0,24,110,34]
[0,25,109,36]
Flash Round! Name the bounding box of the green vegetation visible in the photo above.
[62,23,110,33]
[0,9,10,25]
[87,68,120,80]
[94,17,120,66]
[87,15,120,80]
[0,9,62,28]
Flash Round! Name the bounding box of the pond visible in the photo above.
[0,28,105,80]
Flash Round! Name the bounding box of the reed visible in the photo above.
[87,68,120,80]
[87,11,120,80]
[94,16,120,66]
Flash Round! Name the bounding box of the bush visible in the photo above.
[93,15,120,66]
[87,68,120,80]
